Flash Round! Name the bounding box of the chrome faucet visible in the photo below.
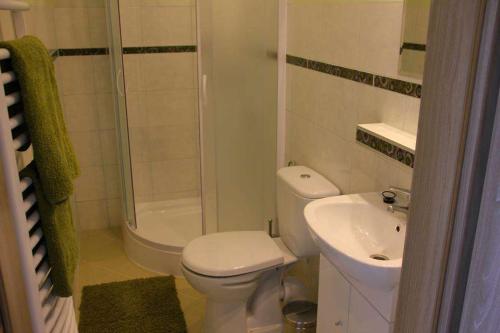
[385,186,411,214]
[387,204,410,214]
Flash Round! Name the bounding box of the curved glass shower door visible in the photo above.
[198,0,279,233]
[105,0,136,230]
[106,0,203,250]
[108,0,279,253]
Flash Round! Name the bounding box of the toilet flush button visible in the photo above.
[300,174,311,179]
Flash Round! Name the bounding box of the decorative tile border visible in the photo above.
[53,45,197,58]
[356,128,415,168]
[123,45,196,54]
[287,55,373,86]
[400,42,426,54]
[374,76,421,98]
[58,48,108,56]
[286,54,422,98]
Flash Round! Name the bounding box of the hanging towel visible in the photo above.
[20,162,79,297]
[0,36,79,204]
[0,36,80,296]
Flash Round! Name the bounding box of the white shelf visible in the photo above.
[357,123,416,154]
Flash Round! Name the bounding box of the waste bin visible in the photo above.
[283,300,317,332]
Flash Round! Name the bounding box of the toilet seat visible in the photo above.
[182,231,284,277]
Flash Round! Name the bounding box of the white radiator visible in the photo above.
[0,1,78,332]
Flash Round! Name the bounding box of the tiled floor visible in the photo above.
[73,227,205,332]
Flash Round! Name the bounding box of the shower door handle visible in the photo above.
[202,74,208,106]
[116,68,125,97]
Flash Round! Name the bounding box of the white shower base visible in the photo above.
[122,197,203,276]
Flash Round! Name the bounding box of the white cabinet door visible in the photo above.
[348,288,391,333]
[317,255,350,333]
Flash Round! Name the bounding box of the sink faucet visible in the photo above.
[386,186,411,215]
[387,204,409,214]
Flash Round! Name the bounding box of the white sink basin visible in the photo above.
[304,192,407,291]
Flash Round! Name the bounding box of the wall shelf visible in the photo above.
[356,123,417,168]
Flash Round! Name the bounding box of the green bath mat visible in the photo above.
[79,276,187,333]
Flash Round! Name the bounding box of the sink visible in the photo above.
[304,192,407,291]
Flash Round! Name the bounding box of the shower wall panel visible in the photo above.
[49,0,121,230]
[119,0,201,203]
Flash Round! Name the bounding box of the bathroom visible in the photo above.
[0,0,498,332]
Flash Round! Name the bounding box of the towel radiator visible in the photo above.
[0,1,78,332]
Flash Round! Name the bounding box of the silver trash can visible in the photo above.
[283,300,317,332]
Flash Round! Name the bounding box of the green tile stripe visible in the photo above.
[54,45,197,57]
[400,42,426,53]
[123,45,196,54]
[287,54,422,98]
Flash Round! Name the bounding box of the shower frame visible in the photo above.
[105,0,288,275]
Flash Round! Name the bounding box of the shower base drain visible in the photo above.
[370,254,390,261]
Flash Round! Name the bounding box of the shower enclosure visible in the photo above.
[106,0,281,274]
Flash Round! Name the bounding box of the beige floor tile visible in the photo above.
[75,227,205,330]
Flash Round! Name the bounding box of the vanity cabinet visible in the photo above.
[317,255,392,333]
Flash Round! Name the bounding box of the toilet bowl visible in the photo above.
[181,166,340,333]
[182,233,297,333]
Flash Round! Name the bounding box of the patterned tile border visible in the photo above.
[123,45,196,54]
[374,75,421,98]
[53,45,197,58]
[287,54,422,98]
[400,42,426,54]
[287,55,373,86]
[356,128,415,168]
[58,48,108,56]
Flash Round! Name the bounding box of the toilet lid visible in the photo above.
[182,231,284,277]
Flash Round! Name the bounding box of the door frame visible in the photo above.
[395,0,500,331]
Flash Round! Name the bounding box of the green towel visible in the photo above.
[0,36,79,204]
[20,162,79,297]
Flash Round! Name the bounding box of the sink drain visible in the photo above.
[370,254,390,261]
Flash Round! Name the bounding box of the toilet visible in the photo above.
[181,166,340,333]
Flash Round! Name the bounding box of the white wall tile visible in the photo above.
[129,127,150,163]
[100,130,119,165]
[76,200,109,230]
[123,55,142,92]
[70,131,102,167]
[131,162,153,198]
[358,2,403,77]
[106,198,124,226]
[141,6,193,45]
[96,93,115,130]
[63,94,99,131]
[26,6,57,49]
[140,53,195,90]
[145,89,197,126]
[120,6,142,47]
[57,57,95,95]
[54,8,91,48]
[151,159,200,195]
[286,0,419,201]
[88,8,108,48]
[125,92,147,127]
[103,164,121,199]
[148,123,199,161]
[92,56,112,94]
[74,166,107,201]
